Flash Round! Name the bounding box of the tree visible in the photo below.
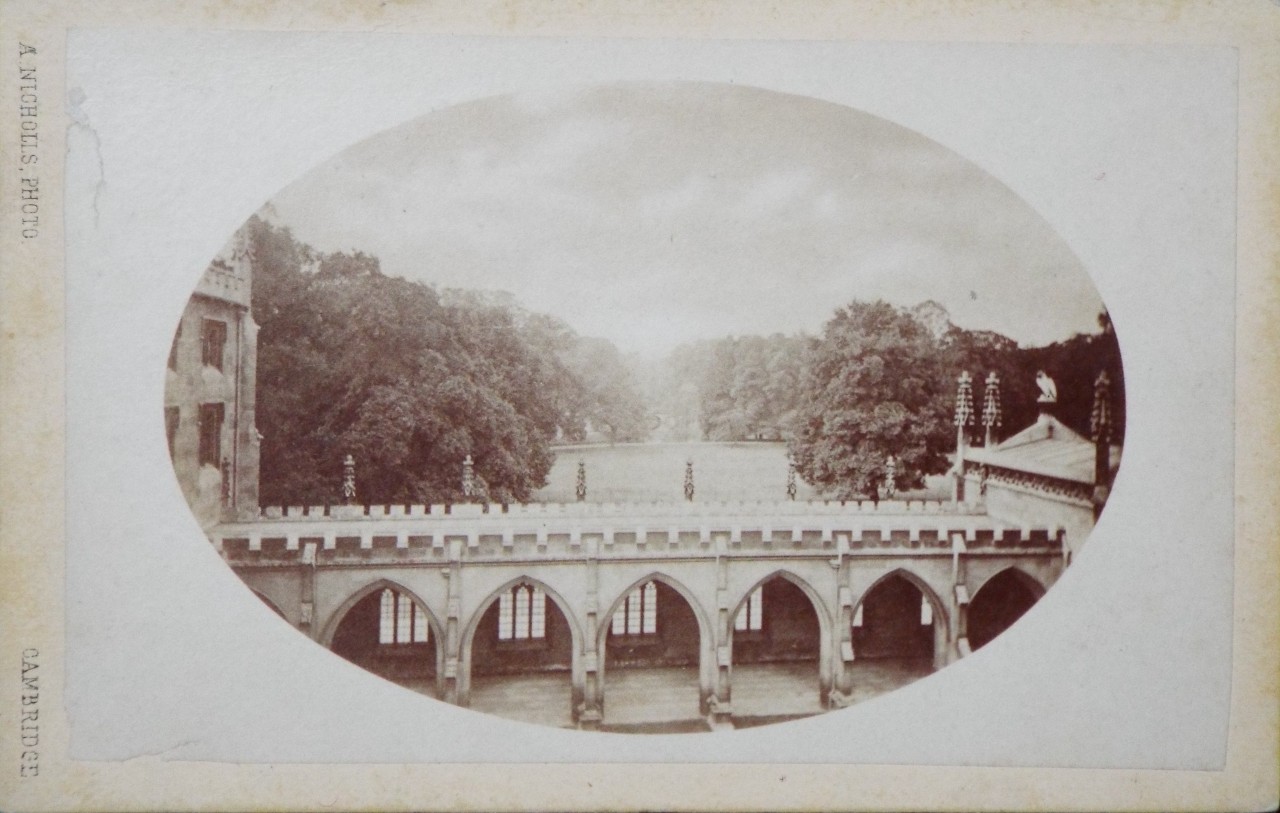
[787,301,953,498]
[559,337,651,443]
[246,216,597,505]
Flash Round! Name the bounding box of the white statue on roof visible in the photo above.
[1035,370,1058,403]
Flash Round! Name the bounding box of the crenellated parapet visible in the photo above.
[211,504,1063,568]
[258,497,983,521]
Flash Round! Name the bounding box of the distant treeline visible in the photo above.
[243,217,1122,504]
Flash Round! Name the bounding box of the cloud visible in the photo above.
[263,82,1104,356]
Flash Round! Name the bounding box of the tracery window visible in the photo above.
[497,584,546,641]
[378,588,429,645]
[611,581,658,636]
[734,585,764,632]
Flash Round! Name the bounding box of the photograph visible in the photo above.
[169,82,1124,733]
[2,2,1275,811]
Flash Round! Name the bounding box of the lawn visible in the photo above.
[531,442,952,504]
[532,442,811,504]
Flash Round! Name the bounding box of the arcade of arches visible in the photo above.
[315,567,1045,731]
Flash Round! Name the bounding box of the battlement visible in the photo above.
[212,502,1063,566]
[256,498,982,521]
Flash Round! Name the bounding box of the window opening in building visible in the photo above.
[378,588,429,645]
[197,402,225,467]
[611,581,658,636]
[497,584,546,641]
[734,585,764,632]
[201,318,227,371]
[920,596,933,626]
[165,406,179,457]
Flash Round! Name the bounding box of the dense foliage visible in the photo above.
[787,302,953,498]
[785,302,1124,498]
[242,214,1121,505]
[646,302,1123,499]
[246,217,648,505]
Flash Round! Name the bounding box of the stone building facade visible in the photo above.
[164,234,260,528]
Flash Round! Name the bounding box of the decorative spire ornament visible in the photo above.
[954,370,975,450]
[786,454,797,501]
[683,460,695,502]
[884,454,897,499]
[341,454,357,503]
[575,460,587,502]
[981,371,1003,447]
[954,371,975,430]
[1091,371,1114,502]
[462,454,475,500]
[1091,371,1113,445]
[952,371,975,503]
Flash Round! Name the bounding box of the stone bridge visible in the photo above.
[212,498,1066,729]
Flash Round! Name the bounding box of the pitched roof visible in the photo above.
[965,413,1121,485]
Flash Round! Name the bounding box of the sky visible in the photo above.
[263,82,1105,358]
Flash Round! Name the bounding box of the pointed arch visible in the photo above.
[852,567,949,631]
[967,566,1046,651]
[725,569,832,711]
[318,578,443,649]
[970,566,1046,601]
[250,589,287,620]
[460,575,584,669]
[596,571,713,655]
[596,571,715,723]
[727,569,832,642]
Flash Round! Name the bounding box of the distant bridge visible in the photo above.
[213,498,1066,729]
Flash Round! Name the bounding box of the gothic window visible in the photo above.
[378,588,429,645]
[734,585,764,632]
[611,581,658,636]
[920,596,933,626]
[201,318,227,371]
[497,584,546,641]
[165,406,179,457]
[197,402,224,467]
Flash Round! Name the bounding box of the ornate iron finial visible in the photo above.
[1091,371,1113,443]
[341,454,356,503]
[683,460,695,502]
[884,454,897,499]
[575,460,587,502]
[786,454,797,501]
[954,371,975,428]
[982,371,1002,446]
[462,454,475,500]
